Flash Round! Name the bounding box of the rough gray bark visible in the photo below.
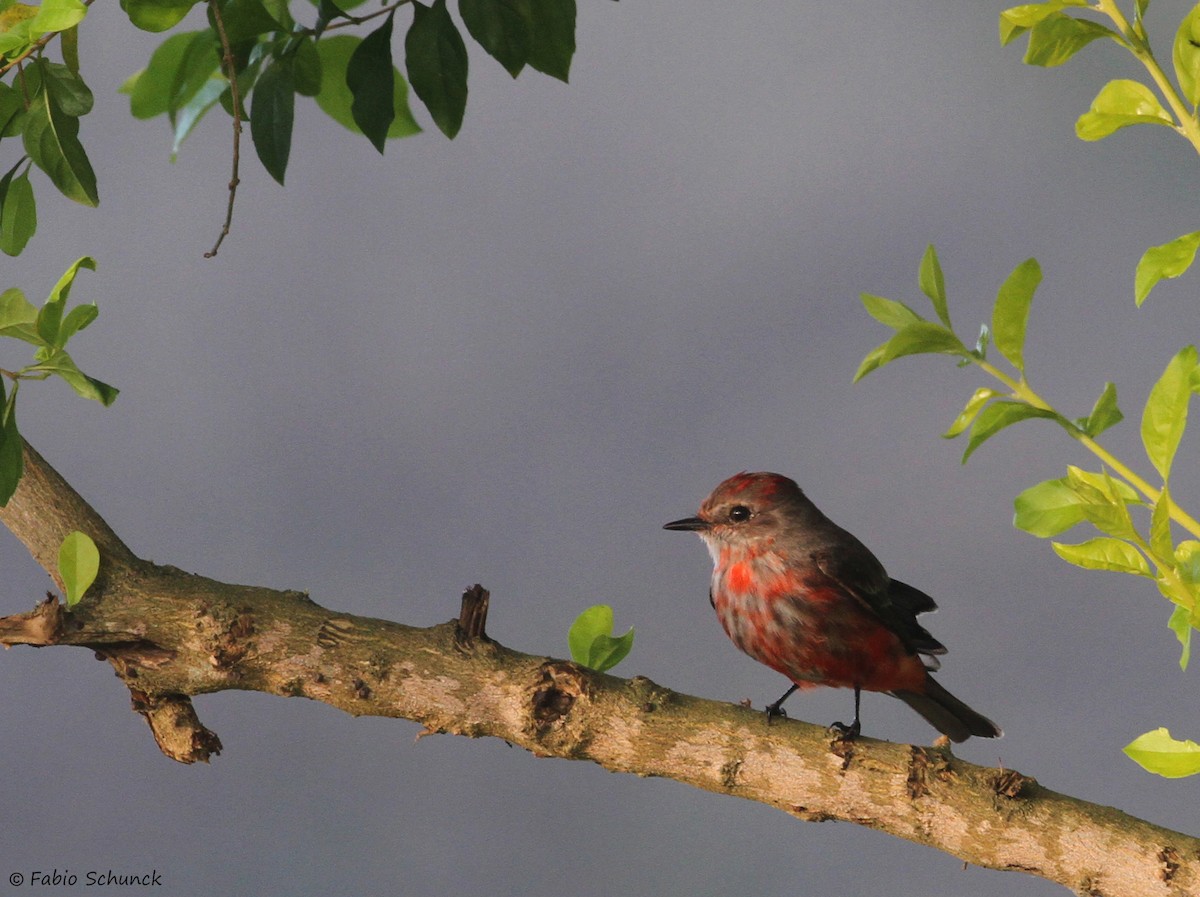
[1,443,1196,896]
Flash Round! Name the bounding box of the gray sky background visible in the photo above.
[2,2,1197,894]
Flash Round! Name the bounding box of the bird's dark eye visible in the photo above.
[728,505,752,523]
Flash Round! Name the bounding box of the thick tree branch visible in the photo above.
[2,441,138,586]
[1,443,1196,896]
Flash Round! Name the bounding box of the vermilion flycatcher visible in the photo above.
[664,472,1001,742]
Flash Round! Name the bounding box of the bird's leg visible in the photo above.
[829,685,862,740]
[764,684,799,724]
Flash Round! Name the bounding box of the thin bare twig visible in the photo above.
[204,0,242,259]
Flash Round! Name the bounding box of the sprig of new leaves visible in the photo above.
[1000,0,1200,150]
[0,256,116,504]
[568,604,634,673]
[973,0,1200,777]
[857,245,1200,777]
[1002,1,1200,310]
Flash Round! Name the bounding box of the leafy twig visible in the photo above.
[1093,0,1200,153]
[0,0,97,79]
[316,0,412,35]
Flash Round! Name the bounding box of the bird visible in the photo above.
[663,471,1001,742]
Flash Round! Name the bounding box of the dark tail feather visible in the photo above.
[892,676,1002,743]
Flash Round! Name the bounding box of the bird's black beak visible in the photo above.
[663,516,709,532]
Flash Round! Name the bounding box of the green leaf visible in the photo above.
[526,0,573,82]
[348,11,397,152]
[171,77,224,158]
[962,400,1056,462]
[1014,477,1087,537]
[0,379,21,506]
[406,0,468,139]
[1141,345,1197,479]
[568,603,610,664]
[586,626,634,672]
[918,244,949,328]
[168,31,223,125]
[119,31,197,119]
[1066,467,1137,540]
[1167,604,1193,669]
[1031,12,1120,62]
[0,82,25,137]
[1151,484,1174,562]
[0,165,36,256]
[1157,569,1200,616]
[0,322,39,346]
[314,34,420,140]
[852,341,889,383]
[1175,541,1200,595]
[61,23,79,75]
[1135,232,1200,307]
[29,0,86,33]
[1076,79,1174,142]
[1174,4,1200,108]
[460,0,531,78]
[852,321,968,382]
[1024,13,1116,67]
[28,347,118,405]
[38,60,93,117]
[991,257,1040,373]
[259,0,292,20]
[1063,465,1140,501]
[998,0,1089,46]
[291,35,321,96]
[860,293,922,331]
[46,254,95,307]
[568,604,634,672]
[0,287,38,332]
[119,0,199,32]
[22,88,98,207]
[879,321,968,365]
[57,302,97,345]
[1080,381,1123,437]
[37,255,94,346]
[58,529,99,608]
[1052,537,1151,576]
[251,57,294,184]
[943,387,998,439]
[1124,727,1200,778]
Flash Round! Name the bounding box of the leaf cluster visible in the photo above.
[117,0,575,181]
[0,257,116,504]
[0,11,97,255]
[0,0,577,255]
